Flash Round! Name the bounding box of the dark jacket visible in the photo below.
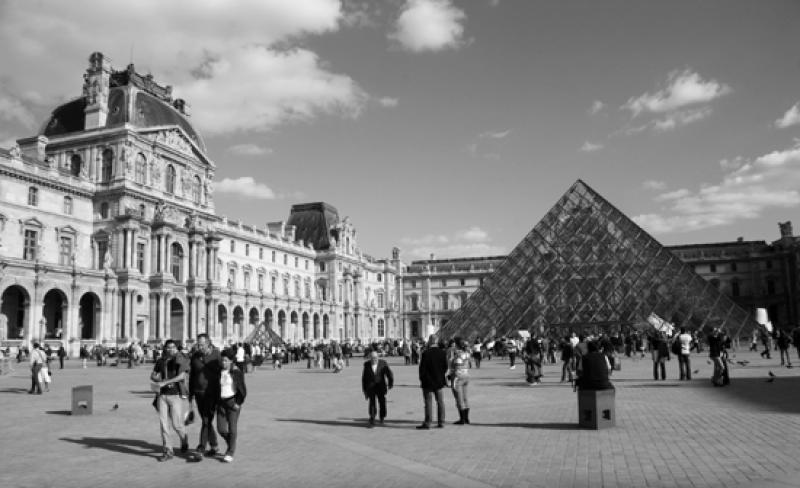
[362,359,394,395]
[190,347,222,395]
[576,352,614,391]
[419,346,448,390]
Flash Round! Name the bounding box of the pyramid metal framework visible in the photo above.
[438,180,757,340]
[244,322,285,345]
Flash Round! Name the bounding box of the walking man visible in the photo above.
[189,333,222,460]
[361,350,394,427]
[150,339,190,461]
[28,342,46,394]
[417,335,448,429]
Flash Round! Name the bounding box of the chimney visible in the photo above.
[83,52,112,129]
[779,221,793,239]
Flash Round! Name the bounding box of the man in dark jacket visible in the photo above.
[576,341,614,391]
[417,335,448,429]
[189,333,222,459]
[361,350,394,427]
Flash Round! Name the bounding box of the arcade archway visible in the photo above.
[79,292,101,340]
[42,289,68,339]
[1,285,30,340]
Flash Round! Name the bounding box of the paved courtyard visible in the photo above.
[1,348,800,488]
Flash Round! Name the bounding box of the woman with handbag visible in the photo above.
[217,351,246,463]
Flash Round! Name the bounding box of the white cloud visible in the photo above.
[227,144,273,156]
[0,86,37,129]
[589,100,605,115]
[642,180,667,191]
[654,188,690,201]
[633,142,800,234]
[623,69,731,116]
[378,97,399,107]
[389,0,467,52]
[579,141,603,152]
[216,176,277,200]
[400,226,504,259]
[775,102,800,129]
[479,129,511,139]
[0,0,366,137]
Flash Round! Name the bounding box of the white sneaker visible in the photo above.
[223,454,233,463]
[509,366,516,369]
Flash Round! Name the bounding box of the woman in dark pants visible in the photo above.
[217,351,246,463]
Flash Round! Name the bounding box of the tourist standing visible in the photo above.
[650,332,670,380]
[708,328,725,386]
[449,338,472,424]
[361,350,394,427]
[560,336,575,383]
[57,344,66,369]
[217,351,246,463]
[417,335,448,429]
[471,339,482,369]
[28,342,45,394]
[523,336,543,385]
[506,338,518,370]
[150,340,190,462]
[677,328,693,380]
[189,333,222,460]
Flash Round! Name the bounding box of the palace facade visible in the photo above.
[0,53,403,354]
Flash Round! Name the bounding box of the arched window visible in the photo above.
[101,149,113,182]
[192,175,202,203]
[165,165,176,194]
[171,242,184,281]
[135,153,147,184]
[70,154,82,177]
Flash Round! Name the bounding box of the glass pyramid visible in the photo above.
[245,322,285,345]
[439,180,757,340]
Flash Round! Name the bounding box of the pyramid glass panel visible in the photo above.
[439,180,758,340]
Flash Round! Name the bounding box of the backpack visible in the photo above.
[671,338,681,355]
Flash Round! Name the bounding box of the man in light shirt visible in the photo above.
[678,327,693,380]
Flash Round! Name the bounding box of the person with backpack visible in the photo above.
[675,328,693,380]
[651,332,670,381]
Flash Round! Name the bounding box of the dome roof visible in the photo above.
[40,65,206,153]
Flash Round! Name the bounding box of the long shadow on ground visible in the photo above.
[709,376,800,414]
[60,437,163,458]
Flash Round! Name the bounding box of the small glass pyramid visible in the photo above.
[439,180,757,340]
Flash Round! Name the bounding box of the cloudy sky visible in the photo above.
[1,0,800,260]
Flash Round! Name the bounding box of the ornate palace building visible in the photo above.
[0,53,403,354]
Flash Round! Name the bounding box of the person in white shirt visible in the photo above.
[678,328,693,380]
[28,342,45,394]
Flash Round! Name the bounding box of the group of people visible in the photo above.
[149,334,246,463]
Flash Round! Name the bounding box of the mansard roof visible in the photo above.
[286,202,340,251]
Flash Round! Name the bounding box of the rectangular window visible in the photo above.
[228,269,235,288]
[460,279,466,286]
[230,240,235,253]
[304,282,311,299]
[271,250,276,263]
[59,236,72,266]
[259,248,264,260]
[441,279,447,288]
[411,280,417,288]
[377,273,382,282]
[294,280,300,297]
[338,284,343,302]
[320,262,326,272]
[245,244,250,257]
[23,230,37,260]
[28,187,38,206]
[731,262,738,272]
[283,278,289,296]
[305,259,309,270]
[136,242,145,273]
[283,254,288,265]
[294,256,299,267]
[710,264,717,273]
[271,276,277,294]
[321,287,327,301]
[377,294,384,308]
[258,274,264,292]
[63,196,73,215]
[244,272,251,290]
[766,260,773,270]
[96,241,107,269]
